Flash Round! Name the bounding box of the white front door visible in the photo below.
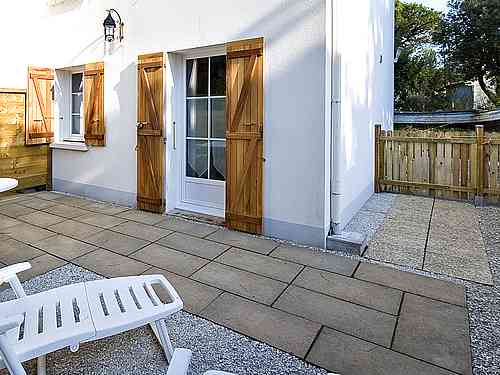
[178,53,226,217]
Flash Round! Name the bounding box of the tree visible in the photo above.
[440,0,500,106]
[394,0,453,111]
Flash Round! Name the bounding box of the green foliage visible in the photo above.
[439,0,500,106]
[395,0,453,111]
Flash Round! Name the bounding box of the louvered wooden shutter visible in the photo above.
[225,38,264,234]
[27,67,54,145]
[84,62,105,146]
[136,53,165,213]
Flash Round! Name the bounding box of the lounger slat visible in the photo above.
[42,301,57,334]
[102,290,123,318]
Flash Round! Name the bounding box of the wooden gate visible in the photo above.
[225,38,264,234]
[136,53,165,213]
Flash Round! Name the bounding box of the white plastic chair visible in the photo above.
[0,262,183,375]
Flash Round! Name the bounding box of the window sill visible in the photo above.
[50,141,88,152]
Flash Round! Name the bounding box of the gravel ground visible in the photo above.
[0,265,326,375]
[467,206,500,375]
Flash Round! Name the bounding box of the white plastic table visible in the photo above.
[0,178,18,193]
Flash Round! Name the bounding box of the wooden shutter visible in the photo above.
[27,67,54,145]
[225,38,264,234]
[136,53,165,213]
[84,62,105,146]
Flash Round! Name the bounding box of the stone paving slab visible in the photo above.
[206,229,279,254]
[73,249,150,278]
[216,247,304,283]
[18,211,66,228]
[42,204,91,219]
[293,267,402,315]
[365,240,425,269]
[86,230,149,256]
[3,222,56,244]
[201,292,321,358]
[79,201,129,215]
[157,232,230,260]
[75,212,128,229]
[274,286,396,347]
[271,245,359,276]
[18,197,58,210]
[144,267,222,314]
[155,216,219,238]
[307,327,456,375]
[0,203,37,218]
[0,238,44,265]
[393,293,472,374]
[116,209,165,225]
[0,214,21,230]
[354,262,466,306]
[424,252,493,285]
[33,235,97,260]
[52,195,93,207]
[192,262,287,305]
[48,220,103,241]
[111,221,172,241]
[33,191,64,201]
[130,243,208,277]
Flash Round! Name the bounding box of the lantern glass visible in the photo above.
[104,25,115,42]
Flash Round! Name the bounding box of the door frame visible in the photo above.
[165,44,226,218]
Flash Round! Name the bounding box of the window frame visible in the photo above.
[184,54,227,183]
[68,71,84,141]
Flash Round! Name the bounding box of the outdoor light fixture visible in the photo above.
[103,9,124,42]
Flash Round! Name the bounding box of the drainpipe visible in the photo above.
[330,0,342,235]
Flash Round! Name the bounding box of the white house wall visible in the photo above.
[337,0,395,229]
[0,0,328,247]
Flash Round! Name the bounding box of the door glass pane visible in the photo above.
[211,98,226,139]
[186,58,208,97]
[72,94,82,115]
[210,55,226,96]
[186,140,208,179]
[72,73,83,93]
[71,115,81,135]
[186,99,208,137]
[210,140,225,181]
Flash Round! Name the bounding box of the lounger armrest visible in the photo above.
[144,275,184,312]
[0,263,31,284]
[0,314,23,334]
[166,349,192,375]
[0,262,31,298]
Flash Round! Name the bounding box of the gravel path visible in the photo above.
[0,265,326,375]
[467,206,500,375]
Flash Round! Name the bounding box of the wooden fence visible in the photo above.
[374,125,500,202]
[0,89,50,192]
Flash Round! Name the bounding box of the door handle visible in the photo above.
[172,121,176,150]
[137,122,148,129]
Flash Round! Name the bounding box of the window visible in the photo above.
[185,55,226,181]
[69,72,84,139]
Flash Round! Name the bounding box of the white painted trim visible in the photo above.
[174,201,224,218]
[50,141,88,152]
[175,44,226,59]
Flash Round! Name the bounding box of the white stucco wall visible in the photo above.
[0,0,329,246]
[336,0,395,228]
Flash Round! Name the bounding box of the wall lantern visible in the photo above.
[103,9,124,43]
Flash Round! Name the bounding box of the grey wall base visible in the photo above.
[326,231,367,256]
[53,178,136,207]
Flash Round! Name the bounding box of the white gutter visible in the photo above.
[329,0,342,235]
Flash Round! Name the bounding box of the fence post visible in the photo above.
[374,124,381,193]
[475,125,484,206]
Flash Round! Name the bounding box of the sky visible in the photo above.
[403,0,448,13]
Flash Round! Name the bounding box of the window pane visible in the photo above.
[210,141,226,181]
[186,140,208,179]
[186,99,208,137]
[186,58,208,97]
[72,94,82,115]
[211,98,226,138]
[71,115,81,135]
[210,55,226,96]
[72,73,83,93]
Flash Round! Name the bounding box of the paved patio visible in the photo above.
[0,191,472,375]
[348,193,493,284]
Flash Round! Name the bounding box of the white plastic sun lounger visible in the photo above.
[167,349,236,375]
[0,262,183,375]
